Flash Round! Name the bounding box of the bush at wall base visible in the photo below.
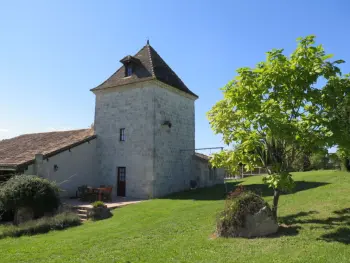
[0,175,60,224]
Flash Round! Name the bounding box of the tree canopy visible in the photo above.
[208,35,350,219]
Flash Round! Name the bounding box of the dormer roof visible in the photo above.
[119,55,140,65]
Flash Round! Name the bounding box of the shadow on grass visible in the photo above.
[321,227,350,244]
[280,208,350,245]
[279,211,320,225]
[215,225,301,240]
[164,180,329,201]
[244,181,329,197]
[264,225,302,238]
[163,181,242,201]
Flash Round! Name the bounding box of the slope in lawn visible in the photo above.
[0,170,349,263]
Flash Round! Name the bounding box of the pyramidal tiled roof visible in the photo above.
[91,43,198,98]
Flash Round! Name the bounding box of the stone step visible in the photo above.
[71,206,90,222]
[77,213,88,218]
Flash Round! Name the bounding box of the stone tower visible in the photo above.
[91,42,198,198]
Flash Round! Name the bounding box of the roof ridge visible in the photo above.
[146,44,156,77]
[10,128,93,138]
[148,45,188,88]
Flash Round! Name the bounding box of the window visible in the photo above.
[120,128,125,141]
[118,167,126,182]
[125,64,132,77]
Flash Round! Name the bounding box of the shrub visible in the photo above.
[227,185,245,199]
[91,201,105,208]
[217,191,271,237]
[0,212,81,238]
[0,175,60,221]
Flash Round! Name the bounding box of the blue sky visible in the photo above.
[1,1,349,153]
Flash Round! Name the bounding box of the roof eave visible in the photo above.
[90,77,156,93]
[91,78,199,101]
[0,135,97,171]
[43,135,97,160]
[193,153,211,162]
[0,165,17,171]
[154,80,198,100]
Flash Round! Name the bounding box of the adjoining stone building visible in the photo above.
[0,42,225,198]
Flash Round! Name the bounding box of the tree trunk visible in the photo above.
[343,157,350,171]
[272,189,280,221]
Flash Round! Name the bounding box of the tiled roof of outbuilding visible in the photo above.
[194,152,211,162]
[0,129,95,170]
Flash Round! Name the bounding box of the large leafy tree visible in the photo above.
[327,94,350,170]
[208,36,350,220]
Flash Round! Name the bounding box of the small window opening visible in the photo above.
[125,64,132,77]
[120,128,125,141]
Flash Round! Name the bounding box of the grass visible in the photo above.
[0,170,349,263]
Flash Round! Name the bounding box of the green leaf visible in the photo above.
[333,59,345,64]
[322,54,334,60]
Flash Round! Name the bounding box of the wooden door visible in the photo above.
[117,167,126,197]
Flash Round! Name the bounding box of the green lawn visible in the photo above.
[1,170,350,263]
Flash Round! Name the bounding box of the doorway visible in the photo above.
[117,167,126,197]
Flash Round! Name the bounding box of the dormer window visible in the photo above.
[125,64,132,77]
[120,55,138,77]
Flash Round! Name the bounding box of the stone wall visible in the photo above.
[93,80,197,199]
[93,83,155,199]
[25,139,98,197]
[192,157,225,188]
[152,82,196,197]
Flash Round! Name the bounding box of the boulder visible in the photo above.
[234,206,278,238]
[90,206,112,220]
[217,191,278,238]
